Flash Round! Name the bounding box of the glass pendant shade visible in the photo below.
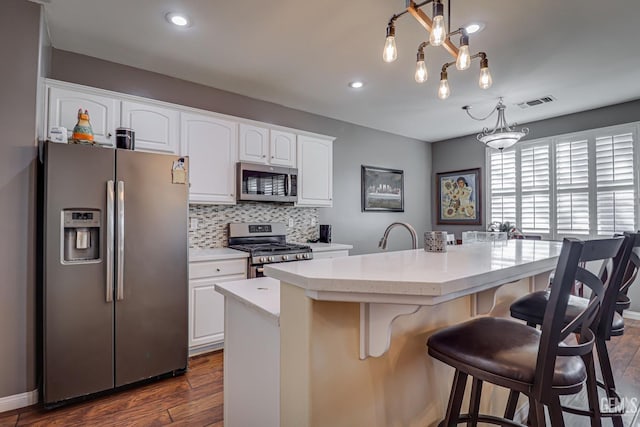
[479,132,526,150]
[415,60,428,83]
[438,77,450,99]
[430,15,445,46]
[383,35,397,63]
[456,45,471,70]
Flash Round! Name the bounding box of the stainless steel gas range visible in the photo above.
[228,223,313,278]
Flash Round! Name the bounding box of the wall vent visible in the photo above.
[517,95,556,109]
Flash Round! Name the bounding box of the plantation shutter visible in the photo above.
[489,150,516,224]
[520,145,550,233]
[595,132,635,234]
[555,140,590,235]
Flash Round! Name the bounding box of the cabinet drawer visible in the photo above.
[189,259,247,279]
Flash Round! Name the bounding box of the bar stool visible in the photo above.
[510,232,640,426]
[427,237,624,427]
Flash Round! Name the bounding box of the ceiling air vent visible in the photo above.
[517,95,556,109]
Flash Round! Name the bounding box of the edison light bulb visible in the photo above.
[479,66,493,89]
[438,77,450,99]
[415,60,428,83]
[429,15,445,46]
[456,45,471,71]
[383,36,397,63]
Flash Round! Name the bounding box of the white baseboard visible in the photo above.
[623,310,640,321]
[0,389,38,413]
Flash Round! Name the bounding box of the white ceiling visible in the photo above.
[41,0,640,142]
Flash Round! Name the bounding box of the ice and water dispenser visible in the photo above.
[62,209,101,263]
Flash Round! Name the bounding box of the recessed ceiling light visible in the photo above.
[349,81,364,89]
[166,13,191,27]
[465,23,485,34]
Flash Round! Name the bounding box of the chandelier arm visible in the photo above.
[447,0,451,34]
[463,104,498,121]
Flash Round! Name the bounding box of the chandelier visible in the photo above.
[383,0,492,99]
[462,98,529,150]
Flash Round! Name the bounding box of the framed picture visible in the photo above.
[436,168,481,225]
[361,165,404,212]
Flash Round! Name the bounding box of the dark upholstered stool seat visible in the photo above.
[511,290,625,333]
[428,317,586,390]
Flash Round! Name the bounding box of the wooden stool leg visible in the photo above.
[443,370,468,427]
[467,378,483,427]
[504,390,520,420]
[596,337,624,427]
[584,353,603,427]
[548,395,565,427]
[531,399,546,427]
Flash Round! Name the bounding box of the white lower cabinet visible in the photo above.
[312,249,350,259]
[189,258,247,355]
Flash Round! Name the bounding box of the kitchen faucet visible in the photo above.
[378,222,418,250]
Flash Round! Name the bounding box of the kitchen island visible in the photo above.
[224,240,563,427]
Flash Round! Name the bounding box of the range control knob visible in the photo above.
[282,255,289,261]
[296,253,303,260]
[268,256,275,262]
[304,253,311,259]
[259,257,267,263]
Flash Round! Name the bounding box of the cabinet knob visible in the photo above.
[216,268,221,272]
[262,155,266,158]
[107,133,112,138]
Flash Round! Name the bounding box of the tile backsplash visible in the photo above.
[189,203,319,248]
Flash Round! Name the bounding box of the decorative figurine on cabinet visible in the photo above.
[71,108,94,144]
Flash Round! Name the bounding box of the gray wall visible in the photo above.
[50,49,432,255]
[0,0,40,398]
[431,99,640,310]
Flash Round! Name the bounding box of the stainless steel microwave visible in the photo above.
[236,163,298,202]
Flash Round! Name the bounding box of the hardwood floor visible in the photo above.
[0,351,224,427]
[1,321,639,426]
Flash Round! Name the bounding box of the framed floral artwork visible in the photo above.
[436,168,481,225]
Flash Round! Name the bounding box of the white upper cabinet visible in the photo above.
[297,135,333,207]
[47,86,119,146]
[239,124,269,164]
[121,101,180,154]
[181,112,238,205]
[270,130,296,167]
[239,124,297,167]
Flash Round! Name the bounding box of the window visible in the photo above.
[487,123,639,239]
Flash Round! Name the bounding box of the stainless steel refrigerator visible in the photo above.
[41,142,188,405]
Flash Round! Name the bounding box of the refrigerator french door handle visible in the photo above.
[116,180,125,301]
[106,180,115,302]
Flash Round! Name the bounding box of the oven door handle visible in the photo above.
[256,267,264,274]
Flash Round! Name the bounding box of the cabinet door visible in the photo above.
[47,86,119,146]
[121,101,179,154]
[270,130,296,167]
[189,275,245,349]
[312,250,349,259]
[181,112,238,204]
[239,124,269,164]
[297,135,333,207]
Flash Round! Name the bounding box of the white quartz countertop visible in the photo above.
[304,242,353,252]
[215,277,280,325]
[265,240,562,301]
[189,248,249,262]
